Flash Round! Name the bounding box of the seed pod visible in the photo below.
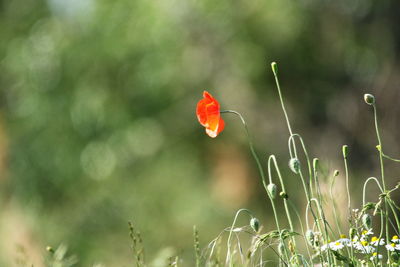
[267,183,277,199]
[250,217,260,232]
[305,229,315,246]
[362,214,372,229]
[279,191,289,199]
[342,145,349,159]
[289,158,300,174]
[349,228,357,239]
[364,94,375,105]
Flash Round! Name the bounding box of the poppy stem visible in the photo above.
[220,110,267,189]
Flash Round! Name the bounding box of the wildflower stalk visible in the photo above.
[370,103,391,263]
[268,155,298,248]
[220,110,290,264]
[226,209,253,266]
[342,145,352,223]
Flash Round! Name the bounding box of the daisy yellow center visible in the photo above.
[393,235,399,240]
[340,234,347,239]
[391,243,395,247]
[361,241,368,246]
[362,230,368,235]
[335,242,340,246]
[373,252,378,256]
[371,236,378,242]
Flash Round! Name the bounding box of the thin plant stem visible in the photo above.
[226,209,252,266]
[343,149,351,223]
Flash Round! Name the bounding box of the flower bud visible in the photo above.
[362,214,372,229]
[289,158,300,174]
[342,145,349,159]
[333,170,340,177]
[305,229,315,246]
[364,94,375,105]
[250,217,260,232]
[271,62,278,75]
[376,145,381,152]
[349,228,357,239]
[313,158,319,171]
[279,191,289,199]
[267,183,277,199]
[278,242,285,255]
[391,252,399,262]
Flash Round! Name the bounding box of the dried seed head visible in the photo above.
[364,94,375,105]
[267,183,278,199]
[289,158,300,174]
[250,217,260,232]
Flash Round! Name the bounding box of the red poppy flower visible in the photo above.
[196,91,225,138]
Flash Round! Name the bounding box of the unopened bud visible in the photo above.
[250,217,260,232]
[289,158,300,174]
[349,228,357,239]
[271,62,278,76]
[362,214,372,229]
[333,170,340,177]
[313,158,319,171]
[278,242,285,255]
[267,183,277,199]
[342,145,349,159]
[305,229,315,246]
[279,191,288,199]
[46,246,55,253]
[364,94,375,105]
[376,145,381,152]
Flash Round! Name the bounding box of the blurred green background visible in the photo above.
[1,0,400,265]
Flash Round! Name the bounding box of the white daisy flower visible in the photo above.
[370,236,385,246]
[392,235,400,243]
[355,241,375,254]
[385,243,397,251]
[337,234,351,246]
[321,243,329,252]
[329,241,344,251]
[369,252,383,261]
[361,229,374,237]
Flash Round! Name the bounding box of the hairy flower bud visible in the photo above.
[342,145,349,159]
[279,191,289,199]
[305,229,315,246]
[289,158,300,174]
[364,94,375,105]
[271,62,278,75]
[267,183,277,199]
[250,217,260,232]
[278,242,285,255]
[362,214,372,229]
[349,228,357,239]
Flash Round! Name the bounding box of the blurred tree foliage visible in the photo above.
[0,0,400,265]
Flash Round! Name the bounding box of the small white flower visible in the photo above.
[385,243,397,252]
[392,235,400,243]
[355,241,375,254]
[329,241,344,251]
[321,243,329,252]
[361,229,374,237]
[370,236,385,246]
[370,252,383,261]
[337,235,351,246]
